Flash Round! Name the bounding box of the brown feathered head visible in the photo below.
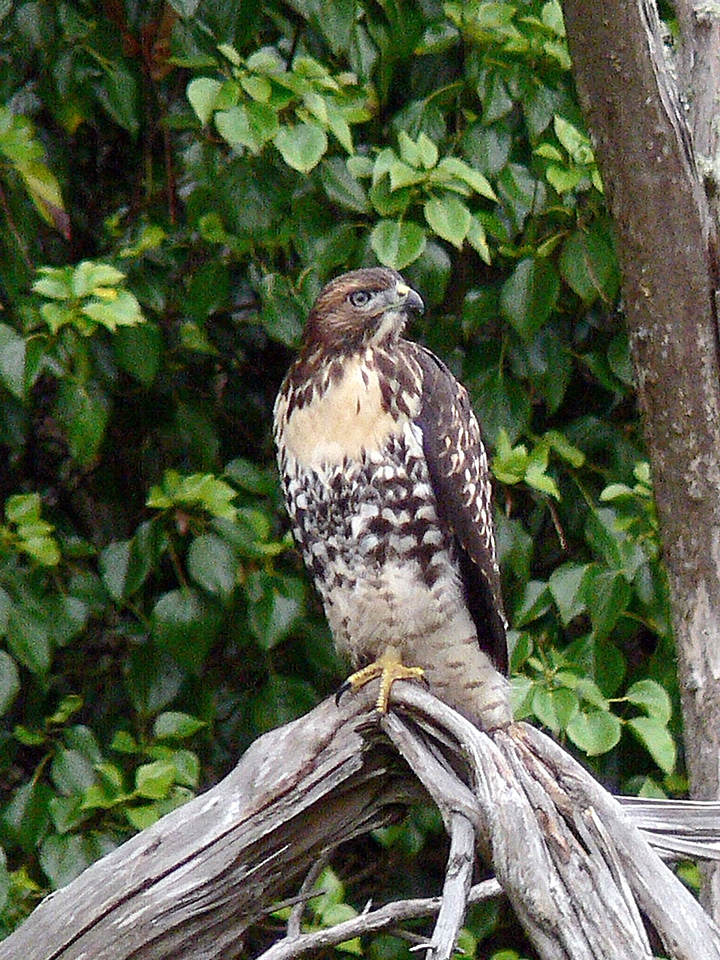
[302,268,424,352]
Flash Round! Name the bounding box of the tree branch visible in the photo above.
[1,684,719,960]
[257,878,503,960]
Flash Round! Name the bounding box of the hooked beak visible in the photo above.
[396,281,425,314]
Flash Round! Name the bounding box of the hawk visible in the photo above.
[274,268,511,731]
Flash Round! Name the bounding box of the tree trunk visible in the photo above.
[562,0,720,917]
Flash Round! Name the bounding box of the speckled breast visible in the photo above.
[275,351,468,662]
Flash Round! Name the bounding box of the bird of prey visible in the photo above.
[274,267,511,731]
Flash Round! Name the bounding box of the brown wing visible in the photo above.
[412,345,508,674]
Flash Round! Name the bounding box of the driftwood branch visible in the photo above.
[1,684,719,960]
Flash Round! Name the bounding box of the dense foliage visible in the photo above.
[0,0,684,952]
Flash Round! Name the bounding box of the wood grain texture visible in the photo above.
[563,0,720,916]
[3,685,719,960]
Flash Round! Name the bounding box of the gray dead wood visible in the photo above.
[2,684,720,960]
[562,0,720,918]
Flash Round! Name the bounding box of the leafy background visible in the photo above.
[0,0,685,955]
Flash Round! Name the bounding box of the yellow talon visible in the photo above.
[340,646,426,713]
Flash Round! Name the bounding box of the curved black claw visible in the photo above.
[335,679,352,706]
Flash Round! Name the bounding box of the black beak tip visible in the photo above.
[398,282,424,314]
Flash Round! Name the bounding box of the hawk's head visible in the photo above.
[303,268,424,352]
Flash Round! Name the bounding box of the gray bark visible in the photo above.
[674,0,720,224]
[562,0,720,917]
[1,685,719,960]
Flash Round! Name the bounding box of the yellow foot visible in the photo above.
[336,647,426,713]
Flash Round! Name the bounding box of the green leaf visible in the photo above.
[153,712,206,740]
[215,102,280,153]
[492,429,528,484]
[388,159,426,190]
[436,157,497,200]
[370,219,426,270]
[39,834,101,890]
[467,217,491,263]
[169,748,200,787]
[47,694,83,725]
[273,123,328,173]
[33,265,73,300]
[0,650,20,715]
[51,749,96,796]
[368,175,413,216]
[559,229,617,303]
[584,509,624,568]
[168,0,201,17]
[627,716,676,774]
[532,686,577,733]
[499,257,559,338]
[583,568,632,642]
[567,709,621,756]
[0,585,10,634]
[513,580,551,627]
[147,471,238,520]
[224,458,276,495]
[0,323,26,399]
[548,564,588,626]
[398,131,428,168]
[55,380,110,465]
[496,163,544,233]
[18,538,54,565]
[99,540,132,602]
[545,164,584,194]
[424,196,472,248]
[81,290,145,331]
[474,369,531,443]
[524,457,560,499]
[151,589,221,671]
[554,115,593,164]
[625,679,672,724]
[320,157,369,213]
[70,261,126,297]
[135,760,177,799]
[241,74,273,103]
[18,159,68,235]
[102,64,139,136]
[246,571,305,649]
[187,77,223,124]
[7,606,51,676]
[114,322,163,385]
[126,646,183,716]
[187,533,237,599]
[531,687,566,734]
[3,780,52,852]
[325,100,354,153]
[544,430,585,467]
[5,492,41,524]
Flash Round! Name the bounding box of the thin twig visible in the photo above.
[287,856,329,938]
[254,880,503,960]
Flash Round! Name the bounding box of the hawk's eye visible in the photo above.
[349,290,372,308]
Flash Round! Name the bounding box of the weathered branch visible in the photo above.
[562,0,720,917]
[257,879,503,960]
[0,689,422,960]
[3,683,720,960]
